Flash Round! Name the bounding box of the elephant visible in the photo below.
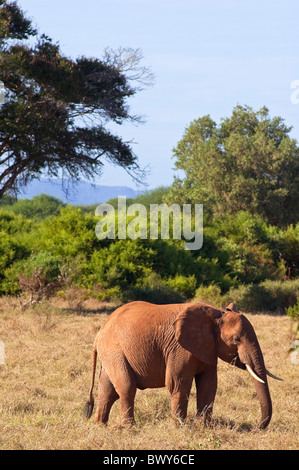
[83,301,282,428]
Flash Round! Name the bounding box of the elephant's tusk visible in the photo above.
[266,369,283,381]
[245,364,265,384]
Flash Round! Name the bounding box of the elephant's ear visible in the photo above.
[173,303,222,367]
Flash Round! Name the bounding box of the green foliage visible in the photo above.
[166,105,299,227]
[106,187,169,210]
[193,284,223,307]
[123,272,184,304]
[286,298,299,335]
[0,194,17,206]
[0,0,37,40]
[0,211,33,294]
[0,192,298,311]
[10,252,65,303]
[164,274,197,299]
[193,279,299,313]
[274,224,299,278]
[31,205,98,260]
[194,211,286,288]
[1,194,64,220]
[17,252,63,281]
[87,239,154,290]
[286,298,299,322]
[0,209,32,234]
[225,279,299,312]
[0,232,29,294]
[5,251,63,294]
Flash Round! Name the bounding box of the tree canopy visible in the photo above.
[166,105,299,227]
[0,1,152,197]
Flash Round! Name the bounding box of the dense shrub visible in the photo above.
[1,194,64,220]
[0,200,298,311]
[193,284,223,307]
[192,279,299,313]
[86,239,154,290]
[286,298,299,335]
[286,298,299,322]
[164,274,197,299]
[0,212,33,294]
[208,212,286,284]
[224,279,299,312]
[31,205,98,259]
[123,272,184,304]
[274,224,299,278]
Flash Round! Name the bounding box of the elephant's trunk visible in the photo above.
[252,371,272,429]
[238,322,272,429]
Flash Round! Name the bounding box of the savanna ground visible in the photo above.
[0,294,298,451]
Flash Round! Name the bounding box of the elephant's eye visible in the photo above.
[231,335,240,344]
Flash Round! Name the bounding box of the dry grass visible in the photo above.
[0,296,298,450]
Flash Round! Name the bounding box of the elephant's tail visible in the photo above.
[83,346,98,419]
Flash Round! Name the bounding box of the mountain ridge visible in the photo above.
[18,179,138,205]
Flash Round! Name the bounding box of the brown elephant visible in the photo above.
[83,301,282,428]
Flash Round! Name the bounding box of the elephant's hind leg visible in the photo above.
[110,359,137,426]
[115,377,137,425]
[94,369,119,424]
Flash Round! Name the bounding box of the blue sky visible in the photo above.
[16,0,299,190]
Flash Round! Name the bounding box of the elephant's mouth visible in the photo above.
[231,354,265,382]
[230,354,246,370]
[230,354,283,382]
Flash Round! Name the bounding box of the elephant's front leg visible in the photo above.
[167,376,193,424]
[195,367,217,425]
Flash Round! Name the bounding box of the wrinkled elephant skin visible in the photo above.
[83,301,280,428]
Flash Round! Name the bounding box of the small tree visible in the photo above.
[0,1,153,197]
[166,105,299,227]
[287,298,299,337]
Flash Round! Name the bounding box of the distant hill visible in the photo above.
[18,179,138,205]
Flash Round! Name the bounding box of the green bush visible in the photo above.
[4,252,65,297]
[193,284,223,307]
[276,223,299,278]
[224,284,276,312]
[0,210,33,234]
[0,211,33,294]
[32,205,98,260]
[225,279,299,312]
[123,272,184,304]
[0,200,299,308]
[192,279,299,313]
[286,298,299,322]
[19,252,63,281]
[86,239,154,290]
[165,274,197,299]
[1,194,64,220]
[286,298,299,335]
[88,285,123,302]
[208,212,286,285]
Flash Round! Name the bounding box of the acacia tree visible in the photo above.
[0,1,152,197]
[166,105,299,227]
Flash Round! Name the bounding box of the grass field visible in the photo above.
[0,296,298,450]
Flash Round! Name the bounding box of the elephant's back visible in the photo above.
[97,301,185,356]
[101,301,184,333]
